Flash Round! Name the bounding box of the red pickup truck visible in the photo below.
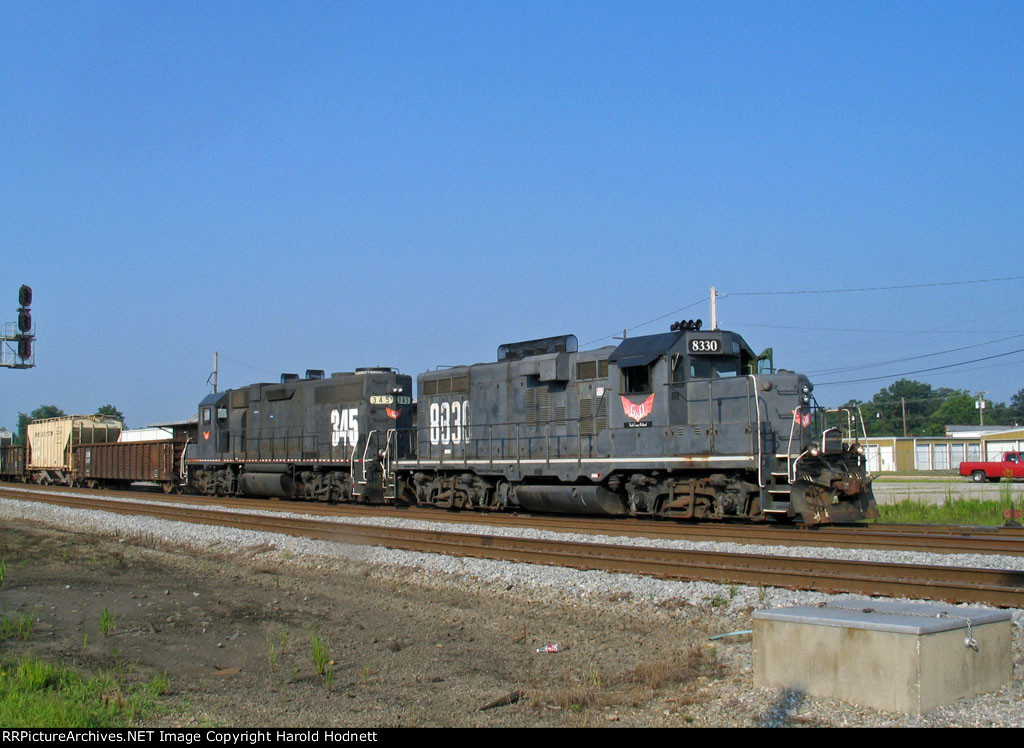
[959,452,1024,482]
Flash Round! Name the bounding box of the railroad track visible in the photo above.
[4,482,1022,557]
[3,486,1023,608]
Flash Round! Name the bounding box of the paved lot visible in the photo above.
[873,479,1024,505]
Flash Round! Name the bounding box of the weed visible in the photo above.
[0,558,5,588]
[0,612,35,641]
[310,630,329,680]
[267,641,279,671]
[82,632,88,650]
[147,672,170,697]
[877,496,1016,526]
[100,608,114,637]
[268,631,288,671]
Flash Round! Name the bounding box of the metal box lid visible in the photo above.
[752,598,1010,635]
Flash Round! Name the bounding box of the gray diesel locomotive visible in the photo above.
[186,325,878,524]
[397,325,877,524]
[187,367,414,504]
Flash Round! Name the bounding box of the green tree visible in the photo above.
[16,405,65,444]
[987,400,1015,426]
[865,380,945,436]
[96,404,125,426]
[1009,389,1024,421]
[924,392,977,434]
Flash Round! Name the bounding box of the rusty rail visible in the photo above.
[2,487,1023,608]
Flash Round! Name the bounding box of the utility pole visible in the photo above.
[901,397,908,437]
[976,392,987,426]
[213,351,219,394]
[710,286,718,331]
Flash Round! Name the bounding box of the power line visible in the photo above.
[815,347,1024,386]
[722,275,1024,297]
[217,354,279,377]
[736,303,1024,336]
[582,277,1023,349]
[805,333,1024,377]
[582,297,705,346]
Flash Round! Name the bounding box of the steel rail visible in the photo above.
[3,489,1022,608]
[2,481,1023,556]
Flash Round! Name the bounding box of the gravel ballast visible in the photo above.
[0,494,1021,727]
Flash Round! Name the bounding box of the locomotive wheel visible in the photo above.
[162,482,175,494]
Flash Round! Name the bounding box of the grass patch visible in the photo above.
[100,608,115,637]
[877,496,1023,525]
[310,630,334,686]
[0,655,167,727]
[0,611,36,641]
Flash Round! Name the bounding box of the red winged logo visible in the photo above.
[621,394,654,422]
[202,430,210,441]
[386,407,400,420]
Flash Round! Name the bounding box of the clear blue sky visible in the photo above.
[2,1,1022,429]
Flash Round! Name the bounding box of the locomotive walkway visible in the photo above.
[3,485,1023,608]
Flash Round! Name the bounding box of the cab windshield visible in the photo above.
[688,357,739,379]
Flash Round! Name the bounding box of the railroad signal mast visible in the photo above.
[1,285,35,369]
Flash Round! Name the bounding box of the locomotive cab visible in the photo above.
[195,392,230,459]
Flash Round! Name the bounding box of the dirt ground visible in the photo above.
[0,519,762,728]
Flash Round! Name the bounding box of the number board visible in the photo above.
[688,338,721,354]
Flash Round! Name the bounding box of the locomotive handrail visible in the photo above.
[401,419,601,466]
[178,438,190,481]
[787,411,799,482]
[746,375,765,489]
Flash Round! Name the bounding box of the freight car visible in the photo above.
[185,367,414,503]
[0,443,23,480]
[75,438,190,493]
[0,418,195,493]
[183,325,877,524]
[26,415,122,485]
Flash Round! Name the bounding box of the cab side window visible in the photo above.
[621,365,651,394]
